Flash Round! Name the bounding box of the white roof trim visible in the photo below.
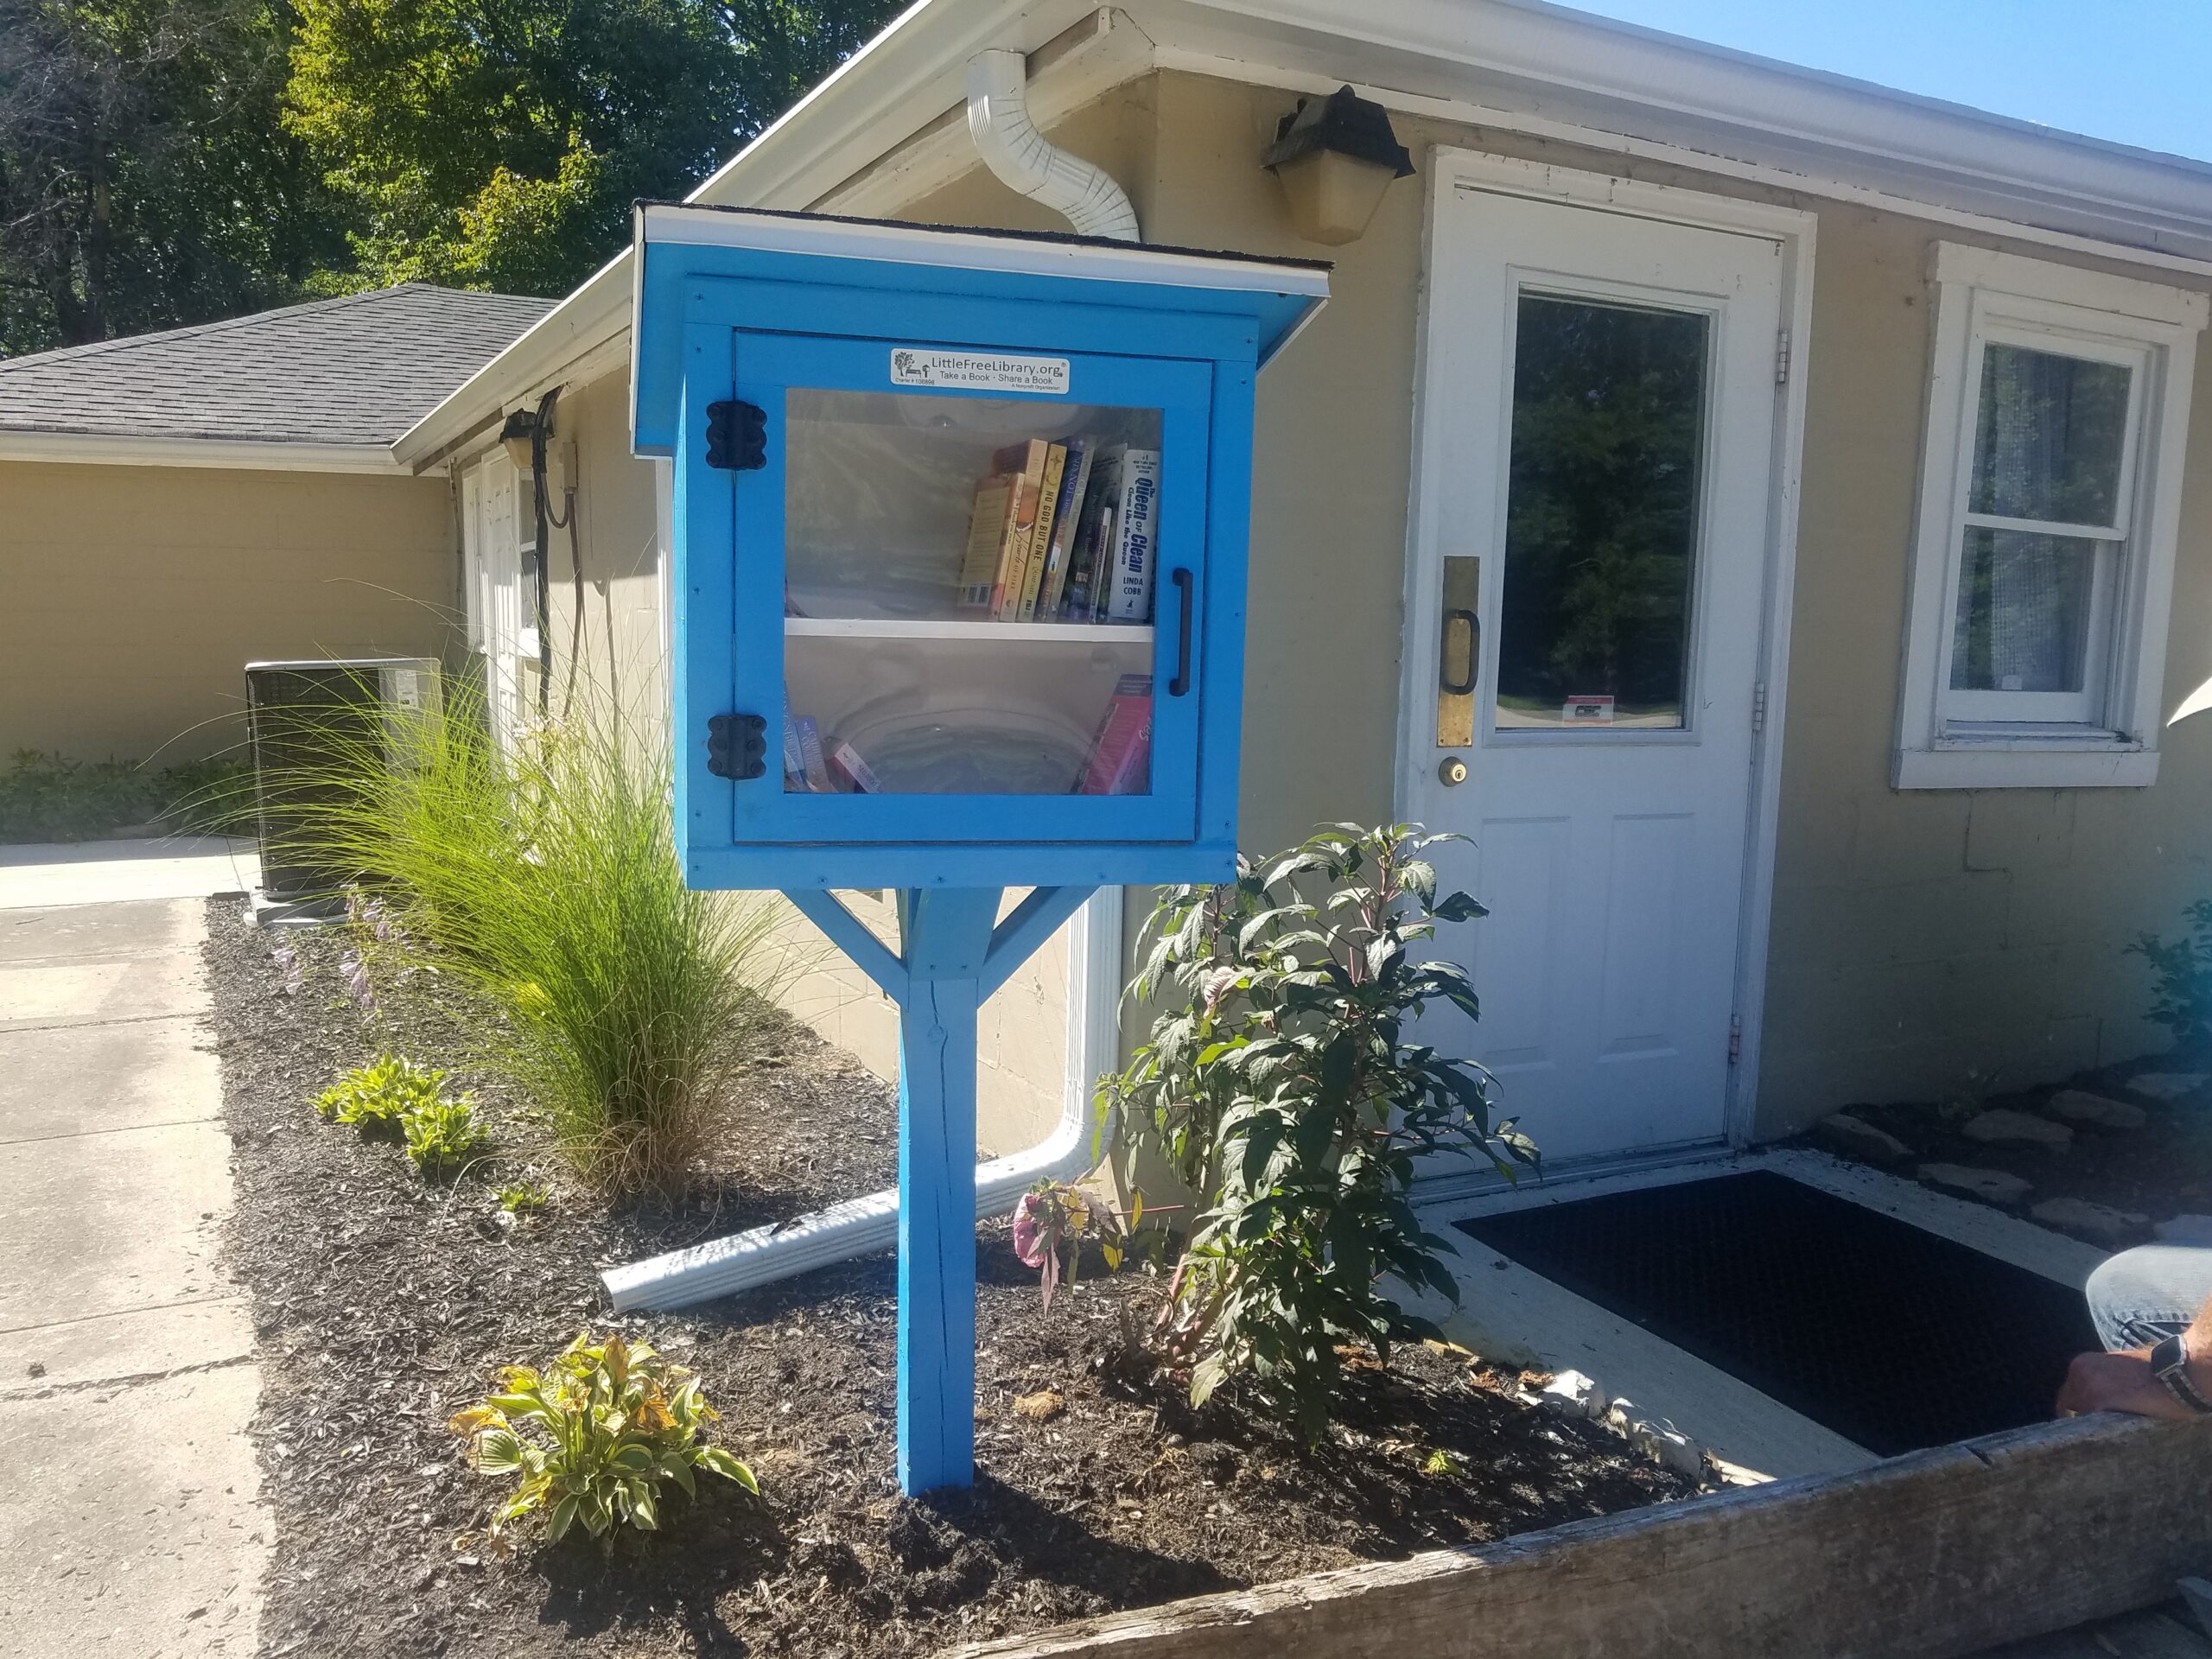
[638,202,1328,296]
[0,428,408,474]
[397,0,2212,464]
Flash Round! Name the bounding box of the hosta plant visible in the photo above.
[1103,823,1537,1437]
[401,1094,490,1178]
[315,1054,446,1134]
[449,1333,757,1544]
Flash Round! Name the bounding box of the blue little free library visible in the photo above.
[629,200,1328,1494]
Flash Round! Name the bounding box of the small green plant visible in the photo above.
[1011,1180,1131,1312]
[1104,823,1536,1438]
[498,1181,551,1215]
[449,1332,758,1544]
[402,1094,490,1177]
[2132,899,2212,1057]
[315,1054,447,1134]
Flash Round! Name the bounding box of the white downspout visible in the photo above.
[965,48,1140,242]
[602,890,1123,1312]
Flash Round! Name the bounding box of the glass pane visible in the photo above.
[1495,294,1708,732]
[779,388,1162,795]
[1967,343,2132,527]
[1949,526,2096,694]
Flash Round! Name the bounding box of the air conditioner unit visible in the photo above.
[245,658,442,903]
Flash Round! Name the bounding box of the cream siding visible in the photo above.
[1,460,455,763]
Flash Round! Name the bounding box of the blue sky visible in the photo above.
[1563,1,2212,164]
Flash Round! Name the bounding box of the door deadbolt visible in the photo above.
[1438,756,1468,787]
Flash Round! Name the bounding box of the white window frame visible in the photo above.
[1894,243,2206,790]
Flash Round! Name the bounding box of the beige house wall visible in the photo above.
[528,63,2212,1157]
[1,460,456,763]
[1129,69,2212,1135]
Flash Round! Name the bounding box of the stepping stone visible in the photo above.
[2030,1197,2149,1249]
[1814,1111,1912,1166]
[2044,1090,2148,1131]
[2156,1214,2212,1244]
[2128,1072,2209,1103]
[1919,1163,2033,1208]
[1960,1108,2073,1151]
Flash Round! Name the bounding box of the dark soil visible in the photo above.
[206,897,1695,1659]
[1808,1065,2212,1234]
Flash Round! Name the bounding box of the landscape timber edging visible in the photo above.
[956,1414,2212,1659]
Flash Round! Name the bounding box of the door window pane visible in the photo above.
[1495,294,1709,731]
[1948,527,2096,694]
[779,388,1162,795]
[1967,344,2132,527]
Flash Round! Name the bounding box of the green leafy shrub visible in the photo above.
[2131,899,2212,1057]
[1103,823,1536,1437]
[284,685,784,1194]
[1011,1180,1130,1312]
[449,1332,757,1543]
[498,1181,551,1215]
[402,1094,490,1177]
[0,748,255,843]
[315,1054,447,1134]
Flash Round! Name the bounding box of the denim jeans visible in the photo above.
[2086,1243,2212,1350]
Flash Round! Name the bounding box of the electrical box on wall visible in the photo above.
[629,202,1328,893]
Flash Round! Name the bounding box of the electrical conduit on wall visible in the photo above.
[603,51,1140,1313]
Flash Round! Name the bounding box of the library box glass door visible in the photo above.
[726,331,1211,846]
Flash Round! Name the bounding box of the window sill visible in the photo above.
[1893,738,2157,791]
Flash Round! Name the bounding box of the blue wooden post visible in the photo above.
[892,887,1001,1495]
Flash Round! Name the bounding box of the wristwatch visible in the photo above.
[2150,1334,2212,1414]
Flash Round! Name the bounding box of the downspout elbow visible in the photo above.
[966,47,1139,243]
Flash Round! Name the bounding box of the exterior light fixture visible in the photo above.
[499,407,542,474]
[1262,85,1414,246]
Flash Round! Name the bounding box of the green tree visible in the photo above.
[283,0,900,298]
[0,0,337,354]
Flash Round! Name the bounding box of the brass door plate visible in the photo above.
[1436,555,1478,748]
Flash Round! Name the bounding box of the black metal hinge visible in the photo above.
[706,713,768,779]
[705,399,767,471]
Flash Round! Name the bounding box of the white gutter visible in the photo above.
[0,427,406,474]
[601,888,1123,1312]
[965,46,1139,239]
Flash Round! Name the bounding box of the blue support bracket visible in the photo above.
[787,884,1096,1495]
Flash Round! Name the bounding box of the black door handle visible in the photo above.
[1168,569,1194,697]
[1441,607,1480,696]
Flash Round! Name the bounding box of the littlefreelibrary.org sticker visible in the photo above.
[889,346,1070,396]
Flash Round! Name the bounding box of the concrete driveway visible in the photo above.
[0,886,267,1657]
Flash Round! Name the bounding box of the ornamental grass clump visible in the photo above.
[449,1332,757,1545]
[1103,823,1537,1438]
[286,682,781,1195]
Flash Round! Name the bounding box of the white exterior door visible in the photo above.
[1405,181,1788,1167]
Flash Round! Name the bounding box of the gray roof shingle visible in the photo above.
[0,284,556,448]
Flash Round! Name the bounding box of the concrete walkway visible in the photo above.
[0,893,267,1657]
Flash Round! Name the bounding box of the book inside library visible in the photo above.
[779,388,1165,798]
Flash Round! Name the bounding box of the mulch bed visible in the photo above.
[204,896,1697,1659]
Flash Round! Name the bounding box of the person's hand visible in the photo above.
[2056,1347,2200,1421]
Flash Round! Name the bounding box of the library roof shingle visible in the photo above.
[0,284,554,448]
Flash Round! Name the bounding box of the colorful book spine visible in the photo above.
[1063,444,1122,622]
[1017,442,1068,622]
[782,715,806,790]
[989,439,1052,620]
[830,741,880,794]
[1077,673,1154,795]
[1104,448,1162,624]
[1035,438,1092,622]
[956,474,1015,608]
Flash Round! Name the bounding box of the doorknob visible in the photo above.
[1436,554,1479,748]
[1438,757,1468,786]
